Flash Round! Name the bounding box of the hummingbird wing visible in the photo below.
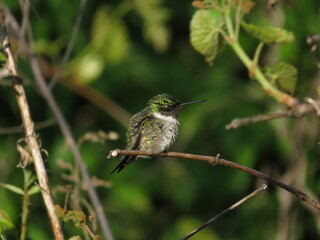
[110,110,150,174]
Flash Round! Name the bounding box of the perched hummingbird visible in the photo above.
[111,94,205,173]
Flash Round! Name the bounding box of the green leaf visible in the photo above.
[0,183,24,195]
[23,169,37,187]
[68,236,81,240]
[0,210,14,231]
[317,87,320,96]
[27,185,41,196]
[241,22,295,44]
[0,51,7,64]
[264,62,298,95]
[190,9,224,64]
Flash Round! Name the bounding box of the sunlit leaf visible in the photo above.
[23,169,37,187]
[241,22,295,43]
[68,236,81,240]
[190,9,224,64]
[317,87,320,96]
[264,62,298,95]
[0,183,24,195]
[27,185,41,196]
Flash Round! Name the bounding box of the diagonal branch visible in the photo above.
[107,149,320,211]
[226,100,320,129]
[24,22,115,240]
[0,9,64,240]
[180,184,268,240]
[48,0,87,89]
[14,2,115,239]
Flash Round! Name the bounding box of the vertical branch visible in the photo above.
[0,10,64,240]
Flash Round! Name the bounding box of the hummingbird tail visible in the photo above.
[110,155,134,174]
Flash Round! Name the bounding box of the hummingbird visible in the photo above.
[111,94,205,173]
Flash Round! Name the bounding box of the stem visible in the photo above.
[228,40,299,107]
[20,170,29,240]
[253,42,264,66]
[224,6,235,40]
[234,0,243,40]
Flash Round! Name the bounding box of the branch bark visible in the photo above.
[226,100,320,129]
[0,10,64,240]
[180,184,268,240]
[108,149,320,211]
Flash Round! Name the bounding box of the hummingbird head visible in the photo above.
[147,94,205,118]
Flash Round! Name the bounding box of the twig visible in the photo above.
[107,150,320,210]
[0,9,64,239]
[48,0,87,89]
[0,118,56,135]
[226,100,320,129]
[180,184,268,240]
[19,5,114,240]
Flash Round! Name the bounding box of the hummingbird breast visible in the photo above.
[139,112,179,154]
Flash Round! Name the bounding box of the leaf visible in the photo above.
[23,169,37,187]
[0,183,24,195]
[264,62,298,95]
[68,236,81,240]
[317,87,320,96]
[27,185,41,196]
[190,9,224,64]
[241,22,295,44]
[0,51,7,64]
[0,210,14,231]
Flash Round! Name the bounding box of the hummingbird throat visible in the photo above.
[152,112,179,124]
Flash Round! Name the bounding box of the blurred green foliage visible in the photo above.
[0,0,319,239]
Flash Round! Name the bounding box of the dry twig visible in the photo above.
[17,2,115,239]
[180,184,268,240]
[226,100,320,129]
[107,149,320,211]
[0,9,64,239]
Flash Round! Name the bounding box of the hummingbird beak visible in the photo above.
[179,99,206,106]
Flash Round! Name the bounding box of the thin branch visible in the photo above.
[0,118,56,135]
[0,9,64,239]
[180,184,268,240]
[226,100,320,129]
[20,7,114,240]
[48,0,87,89]
[107,150,320,211]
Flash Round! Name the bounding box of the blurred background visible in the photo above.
[0,0,319,239]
